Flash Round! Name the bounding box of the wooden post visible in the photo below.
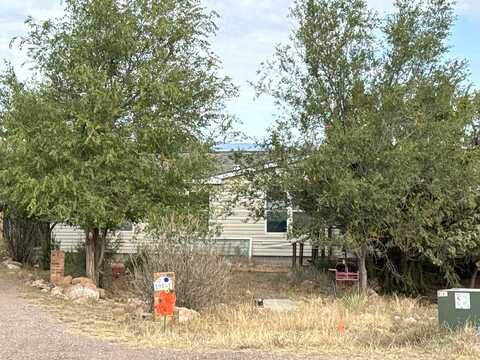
[312,247,318,262]
[299,242,304,267]
[292,242,297,268]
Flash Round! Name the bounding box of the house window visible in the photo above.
[265,192,288,233]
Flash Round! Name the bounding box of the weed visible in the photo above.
[20,270,480,359]
[340,291,368,311]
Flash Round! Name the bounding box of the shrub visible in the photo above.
[64,233,120,288]
[2,208,51,264]
[312,257,337,272]
[340,291,368,311]
[129,214,231,311]
[64,243,87,278]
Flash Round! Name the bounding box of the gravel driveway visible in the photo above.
[0,274,345,360]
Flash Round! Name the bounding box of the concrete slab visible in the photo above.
[260,299,297,312]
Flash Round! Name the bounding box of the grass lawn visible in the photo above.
[10,268,480,359]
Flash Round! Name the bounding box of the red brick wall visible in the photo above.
[50,250,65,284]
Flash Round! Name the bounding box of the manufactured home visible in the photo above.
[53,144,314,262]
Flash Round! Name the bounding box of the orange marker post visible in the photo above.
[153,272,176,329]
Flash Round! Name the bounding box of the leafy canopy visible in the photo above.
[244,0,480,285]
[0,0,236,231]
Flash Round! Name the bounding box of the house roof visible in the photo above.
[209,143,285,184]
[213,143,260,152]
[210,143,261,176]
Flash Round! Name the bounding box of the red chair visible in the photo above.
[328,266,360,295]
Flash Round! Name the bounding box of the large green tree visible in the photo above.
[0,0,236,282]
[243,0,480,291]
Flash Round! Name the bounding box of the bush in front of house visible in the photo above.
[64,243,87,278]
[129,214,231,311]
[2,208,51,265]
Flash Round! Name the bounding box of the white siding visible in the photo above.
[52,224,84,252]
[52,224,147,254]
[212,209,313,257]
[52,176,313,258]
[210,179,312,258]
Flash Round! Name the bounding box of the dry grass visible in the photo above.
[16,270,480,359]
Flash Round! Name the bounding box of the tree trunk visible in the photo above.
[95,230,107,286]
[41,222,53,270]
[358,244,368,292]
[0,211,3,243]
[85,228,98,284]
[292,242,297,269]
[470,268,479,289]
[327,227,332,259]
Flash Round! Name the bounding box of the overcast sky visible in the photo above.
[1,0,479,139]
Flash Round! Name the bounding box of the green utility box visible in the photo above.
[437,288,480,329]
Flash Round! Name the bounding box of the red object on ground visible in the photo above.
[111,263,125,280]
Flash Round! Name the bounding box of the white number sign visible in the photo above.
[437,290,448,298]
[154,275,174,292]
